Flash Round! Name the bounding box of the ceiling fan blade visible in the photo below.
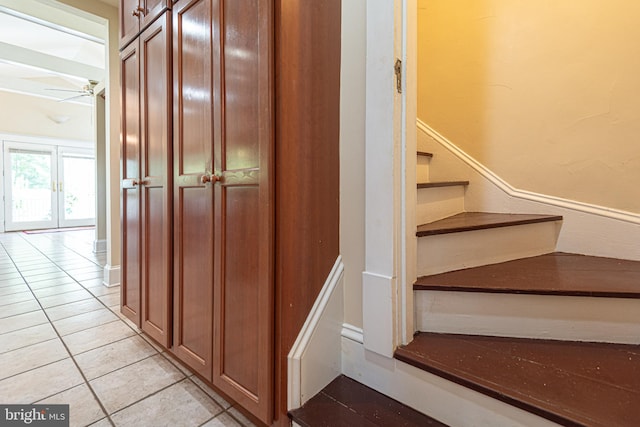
[45,88,85,93]
[57,94,89,102]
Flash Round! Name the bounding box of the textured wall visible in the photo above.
[418,0,640,213]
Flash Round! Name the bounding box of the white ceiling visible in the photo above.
[0,0,108,105]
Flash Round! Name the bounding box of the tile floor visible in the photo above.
[0,229,256,427]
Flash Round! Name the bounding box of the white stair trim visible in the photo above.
[417,119,640,226]
[288,256,344,410]
[415,290,640,344]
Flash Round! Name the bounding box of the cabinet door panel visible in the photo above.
[120,41,141,326]
[140,13,172,347]
[142,0,171,32]
[172,0,215,380]
[212,0,273,423]
[120,0,140,48]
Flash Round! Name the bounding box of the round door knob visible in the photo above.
[200,174,221,184]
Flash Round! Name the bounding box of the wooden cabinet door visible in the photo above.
[120,0,140,48]
[120,40,141,327]
[211,1,273,423]
[171,0,215,380]
[141,0,171,31]
[139,13,173,348]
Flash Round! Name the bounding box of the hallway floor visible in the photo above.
[0,229,255,427]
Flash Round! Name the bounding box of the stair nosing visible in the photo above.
[416,213,563,237]
[417,181,469,189]
[417,151,433,158]
[414,253,640,299]
[413,283,640,298]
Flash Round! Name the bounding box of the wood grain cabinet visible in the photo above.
[120,0,171,48]
[120,0,341,425]
[172,0,273,421]
[120,12,173,348]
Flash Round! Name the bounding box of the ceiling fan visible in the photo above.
[45,80,99,102]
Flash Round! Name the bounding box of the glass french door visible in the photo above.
[3,142,95,231]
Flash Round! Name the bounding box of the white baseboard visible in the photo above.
[341,337,561,427]
[102,264,120,287]
[93,239,107,253]
[288,256,344,410]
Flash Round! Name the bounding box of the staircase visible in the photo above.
[394,150,640,426]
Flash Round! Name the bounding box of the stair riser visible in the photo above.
[415,291,640,344]
[417,186,465,224]
[417,156,430,183]
[417,222,560,276]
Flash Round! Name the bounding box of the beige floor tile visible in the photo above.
[24,271,69,282]
[0,300,41,319]
[0,284,29,296]
[28,277,77,290]
[110,379,222,427]
[62,321,136,355]
[201,413,243,427]
[36,383,106,427]
[32,283,84,298]
[227,407,256,427]
[0,338,68,380]
[53,308,119,336]
[79,278,105,288]
[45,299,104,321]
[75,335,157,380]
[38,289,94,308]
[0,277,26,287]
[87,417,112,427]
[87,285,120,297]
[97,293,120,307]
[111,309,141,333]
[0,358,84,403]
[190,376,232,410]
[0,291,34,306]
[0,322,57,354]
[71,271,103,281]
[0,310,48,335]
[90,354,185,414]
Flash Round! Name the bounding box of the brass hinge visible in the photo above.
[394,59,402,93]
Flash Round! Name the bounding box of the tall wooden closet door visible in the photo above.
[139,13,172,347]
[172,0,216,380]
[212,0,273,423]
[120,41,141,327]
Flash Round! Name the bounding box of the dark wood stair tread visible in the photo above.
[289,375,447,427]
[417,151,433,158]
[395,333,640,427]
[414,253,640,298]
[417,212,562,237]
[417,181,469,189]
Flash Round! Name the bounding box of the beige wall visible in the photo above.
[0,92,92,142]
[340,0,367,329]
[418,0,640,213]
[55,0,121,269]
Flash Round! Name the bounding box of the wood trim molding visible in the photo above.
[417,119,640,225]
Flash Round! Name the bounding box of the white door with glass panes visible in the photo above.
[3,142,96,231]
